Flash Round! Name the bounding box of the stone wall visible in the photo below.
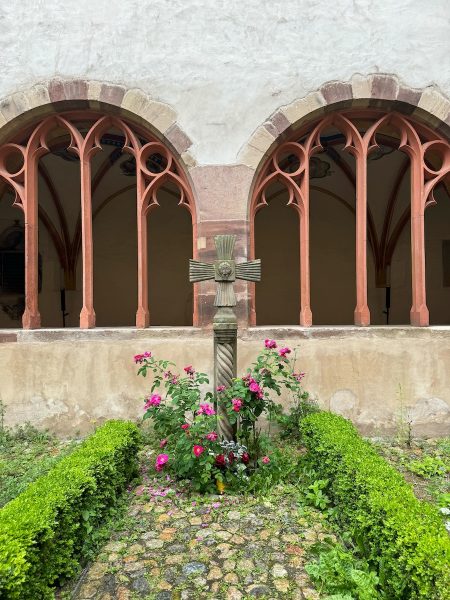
[1,327,449,437]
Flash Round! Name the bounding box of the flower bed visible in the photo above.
[135,341,312,493]
[0,420,141,600]
[300,412,450,600]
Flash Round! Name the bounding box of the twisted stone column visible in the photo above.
[214,307,237,441]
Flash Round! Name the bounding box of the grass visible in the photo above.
[0,423,79,507]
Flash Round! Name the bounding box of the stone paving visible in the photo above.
[67,448,331,600]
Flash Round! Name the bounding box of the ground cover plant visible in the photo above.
[372,437,450,531]
[0,422,78,508]
[0,420,141,599]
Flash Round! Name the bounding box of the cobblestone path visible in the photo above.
[68,450,330,600]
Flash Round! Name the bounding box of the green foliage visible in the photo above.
[135,342,310,493]
[0,426,77,508]
[276,393,320,441]
[304,478,331,510]
[0,420,141,599]
[407,455,449,478]
[306,541,382,599]
[221,343,308,460]
[242,442,305,495]
[300,412,450,600]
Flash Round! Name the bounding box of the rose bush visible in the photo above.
[135,341,309,492]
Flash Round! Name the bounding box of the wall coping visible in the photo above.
[0,325,449,344]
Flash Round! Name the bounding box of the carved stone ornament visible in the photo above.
[189,234,261,440]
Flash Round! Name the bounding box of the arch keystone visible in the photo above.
[351,74,373,99]
[87,81,102,102]
[371,74,399,101]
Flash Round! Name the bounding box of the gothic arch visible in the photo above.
[0,92,198,328]
[248,83,450,327]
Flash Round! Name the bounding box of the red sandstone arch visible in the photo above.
[249,109,450,327]
[0,110,197,329]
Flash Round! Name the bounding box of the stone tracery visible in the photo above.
[0,112,196,329]
[250,109,450,327]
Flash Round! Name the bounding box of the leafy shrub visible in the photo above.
[407,455,449,478]
[306,541,382,599]
[300,412,450,600]
[0,420,141,599]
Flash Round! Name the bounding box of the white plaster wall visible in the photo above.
[0,0,449,163]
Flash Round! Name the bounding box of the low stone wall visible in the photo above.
[0,327,449,437]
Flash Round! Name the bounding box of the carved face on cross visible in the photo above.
[189,235,261,307]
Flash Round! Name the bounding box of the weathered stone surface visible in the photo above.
[191,165,254,221]
[23,84,51,110]
[4,327,450,436]
[321,81,353,105]
[150,102,177,133]
[236,143,265,169]
[371,74,399,100]
[165,123,192,154]
[351,74,373,99]
[267,110,291,136]
[146,538,164,549]
[247,584,271,597]
[418,88,450,121]
[99,83,126,106]
[182,561,206,575]
[246,125,276,154]
[281,91,326,127]
[0,92,30,121]
[272,563,288,578]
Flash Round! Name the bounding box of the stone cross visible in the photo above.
[190,235,261,440]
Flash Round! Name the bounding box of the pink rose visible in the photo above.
[206,431,218,441]
[159,439,168,448]
[279,347,291,357]
[144,394,162,409]
[262,456,270,464]
[193,445,205,457]
[232,398,243,412]
[184,365,195,376]
[181,423,190,430]
[156,453,169,466]
[249,381,261,394]
[264,339,277,349]
[155,453,169,471]
[216,385,226,392]
[134,351,151,364]
[197,403,216,416]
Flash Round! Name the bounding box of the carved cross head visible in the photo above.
[189,235,261,307]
